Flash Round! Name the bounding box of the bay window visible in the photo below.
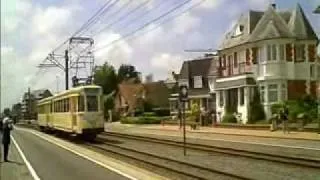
[268,84,278,103]
[267,44,277,61]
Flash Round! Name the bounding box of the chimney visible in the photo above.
[271,3,276,9]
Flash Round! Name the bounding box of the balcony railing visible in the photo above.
[217,62,252,78]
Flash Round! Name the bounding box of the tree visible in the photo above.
[117,64,141,83]
[248,87,265,124]
[93,62,118,95]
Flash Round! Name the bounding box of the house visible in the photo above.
[115,83,145,116]
[21,89,53,120]
[168,54,219,116]
[114,81,170,115]
[215,3,320,123]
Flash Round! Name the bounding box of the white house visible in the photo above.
[215,3,319,123]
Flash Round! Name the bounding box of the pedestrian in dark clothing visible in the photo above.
[282,105,289,134]
[2,108,14,162]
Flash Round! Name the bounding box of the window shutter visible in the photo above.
[286,44,292,61]
[252,47,257,64]
[223,54,226,69]
[308,44,315,62]
[234,52,238,68]
[245,49,250,65]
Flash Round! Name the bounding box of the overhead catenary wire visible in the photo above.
[93,0,195,52]
[28,0,118,87]
[118,0,208,45]
[92,0,152,37]
[77,0,121,37]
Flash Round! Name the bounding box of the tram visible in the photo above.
[37,85,104,140]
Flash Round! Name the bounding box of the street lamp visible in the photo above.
[179,85,188,156]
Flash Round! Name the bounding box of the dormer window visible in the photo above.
[233,24,244,37]
[193,76,203,88]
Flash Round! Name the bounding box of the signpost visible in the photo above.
[179,85,188,156]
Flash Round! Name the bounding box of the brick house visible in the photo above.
[215,3,320,123]
[115,81,170,116]
[168,54,218,117]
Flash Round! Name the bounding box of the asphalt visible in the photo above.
[3,130,129,180]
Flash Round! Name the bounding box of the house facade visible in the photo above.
[215,3,319,123]
[21,89,53,120]
[168,54,218,117]
[115,81,170,116]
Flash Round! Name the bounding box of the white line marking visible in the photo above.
[11,135,41,180]
[16,127,137,180]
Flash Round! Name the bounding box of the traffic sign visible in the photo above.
[179,85,188,102]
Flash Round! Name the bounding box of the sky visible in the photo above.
[1,0,320,110]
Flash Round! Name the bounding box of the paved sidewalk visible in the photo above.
[0,140,33,180]
[106,123,320,141]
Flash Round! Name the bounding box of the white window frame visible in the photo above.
[259,46,266,63]
[193,76,203,88]
[279,44,285,61]
[268,84,278,103]
[295,44,305,62]
[267,44,277,61]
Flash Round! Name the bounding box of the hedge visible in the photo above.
[222,113,237,123]
[120,116,162,124]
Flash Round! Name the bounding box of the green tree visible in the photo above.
[93,62,118,95]
[248,87,265,124]
[117,64,141,83]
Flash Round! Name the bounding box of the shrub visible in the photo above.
[143,112,156,117]
[153,108,170,116]
[120,116,162,124]
[222,113,237,123]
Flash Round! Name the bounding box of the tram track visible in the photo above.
[102,131,320,169]
[87,138,250,180]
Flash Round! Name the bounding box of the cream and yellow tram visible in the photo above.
[37,85,104,140]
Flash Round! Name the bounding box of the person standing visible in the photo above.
[281,105,289,134]
[2,108,14,162]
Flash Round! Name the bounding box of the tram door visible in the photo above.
[71,96,77,132]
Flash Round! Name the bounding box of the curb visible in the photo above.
[142,127,320,141]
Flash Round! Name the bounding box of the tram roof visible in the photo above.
[38,85,102,104]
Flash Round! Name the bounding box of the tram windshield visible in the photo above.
[86,95,98,112]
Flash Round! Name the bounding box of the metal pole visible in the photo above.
[183,101,186,156]
[65,50,69,90]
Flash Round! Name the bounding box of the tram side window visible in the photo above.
[78,96,85,112]
[66,98,70,112]
[87,95,98,112]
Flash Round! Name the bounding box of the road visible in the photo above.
[3,129,130,180]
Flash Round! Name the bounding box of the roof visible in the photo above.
[143,81,169,107]
[31,89,52,99]
[179,56,218,79]
[117,83,145,111]
[219,3,318,50]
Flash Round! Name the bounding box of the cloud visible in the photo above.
[198,0,222,10]
[172,12,201,35]
[151,53,183,72]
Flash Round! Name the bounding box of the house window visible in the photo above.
[219,91,224,107]
[279,44,285,61]
[193,76,203,88]
[260,85,265,103]
[295,44,305,61]
[234,52,238,68]
[239,87,244,106]
[310,64,315,78]
[267,44,277,61]
[259,47,265,63]
[268,84,278,103]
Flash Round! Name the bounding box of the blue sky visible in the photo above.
[1,0,320,109]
